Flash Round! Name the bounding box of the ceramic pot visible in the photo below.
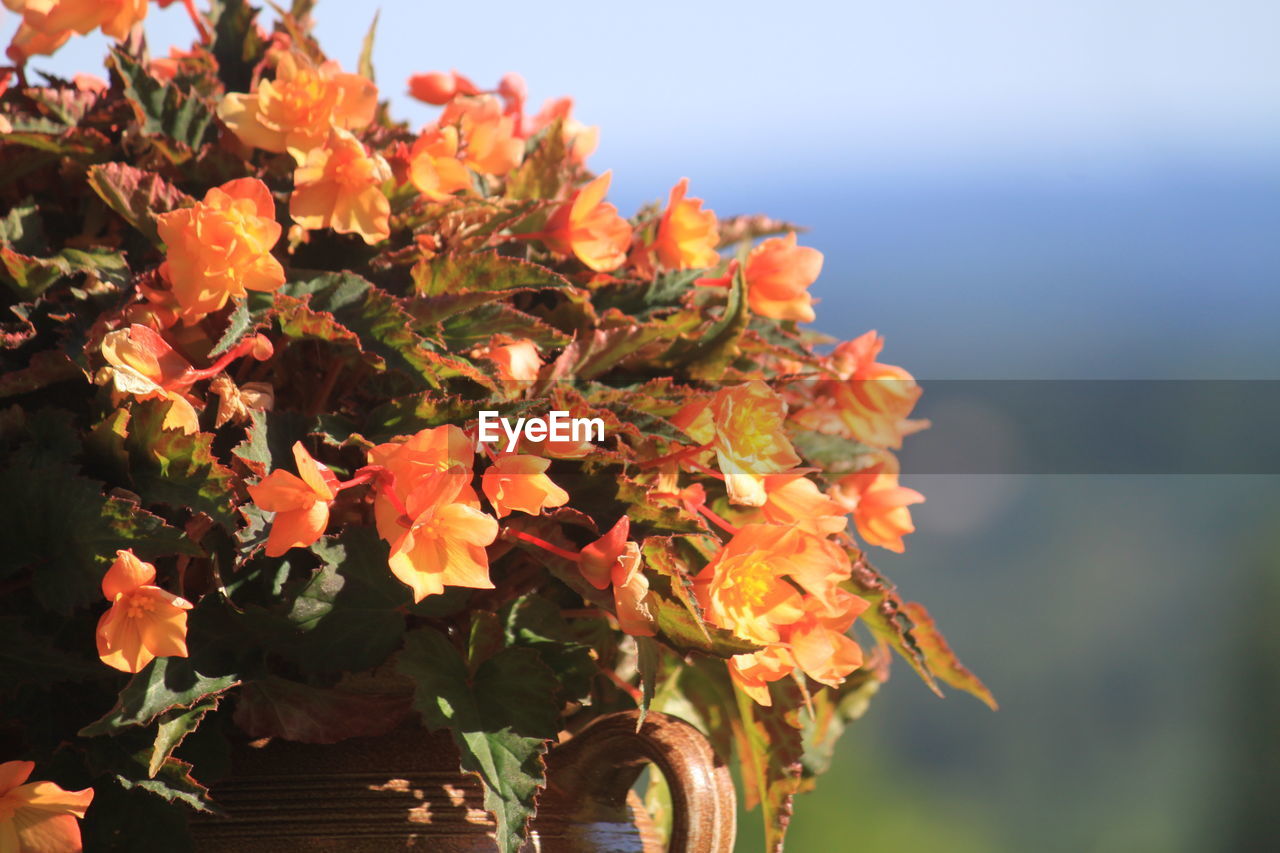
[190,710,735,852]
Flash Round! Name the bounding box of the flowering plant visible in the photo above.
[0,1,993,850]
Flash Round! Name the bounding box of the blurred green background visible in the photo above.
[17,1,1279,849]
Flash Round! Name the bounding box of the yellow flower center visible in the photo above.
[124,593,156,619]
[727,555,775,609]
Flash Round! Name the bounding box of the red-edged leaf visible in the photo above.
[233,677,412,743]
[901,602,998,710]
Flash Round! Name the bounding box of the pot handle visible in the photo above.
[542,709,736,852]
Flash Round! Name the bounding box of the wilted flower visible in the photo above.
[97,324,200,433]
[579,517,654,637]
[156,178,285,323]
[95,550,192,673]
[0,760,94,853]
[291,128,392,244]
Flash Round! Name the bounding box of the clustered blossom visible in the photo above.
[7,8,963,848]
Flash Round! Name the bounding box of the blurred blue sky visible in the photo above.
[17,0,1280,380]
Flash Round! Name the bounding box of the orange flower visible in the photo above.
[744,233,823,322]
[579,517,654,637]
[156,178,285,324]
[439,96,523,177]
[0,760,94,853]
[672,381,801,507]
[97,324,200,434]
[760,471,848,536]
[540,171,632,273]
[407,125,472,201]
[797,330,923,449]
[247,442,339,557]
[290,128,391,245]
[367,425,476,503]
[831,461,924,553]
[728,644,794,706]
[5,0,148,63]
[367,426,497,601]
[217,51,377,160]
[693,524,805,646]
[408,69,480,105]
[481,454,569,518]
[654,178,719,270]
[486,339,541,383]
[376,471,499,602]
[527,96,599,164]
[787,589,868,687]
[95,550,192,673]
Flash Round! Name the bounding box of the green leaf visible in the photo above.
[733,681,805,852]
[0,200,45,254]
[208,290,273,356]
[209,0,267,98]
[109,50,216,158]
[117,756,219,813]
[0,245,129,298]
[114,400,240,530]
[282,272,485,389]
[149,699,219,777]
[506,120,566,201]
[0,453,200,612]
[86,163,194,244]
[636,635,661,728]
[358,10,379,81]
[500,594,596,702]
[398,627,559,853]
[900,601,998,710]
[411,253,573,298]
[80,657,240,737]
[441,302,570,349]
[288,527,409,674]
[660,264,749,379]
[789,429,877,475]
[231,677,411,744]
[845,555,944,698]
[80,776,196,851]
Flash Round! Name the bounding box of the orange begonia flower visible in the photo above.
[5,0,147,63]
[540,171,633,273]
[290,128,392,245]
[247,442,339,557]
[579,517,654,637]
[654,178,719,270]
[375,470,499,602]
[156,178,285,324]
[481,454,569,518]
[693,524,806,646]
[760,471,849,535]
[95,550,192,673]
[98,324,200,434]
[831,461,925,553]
[407,125,472,201]
[794,330,924,449]
[217,51,377,161]
[408,69,480,105]
[744,232,823,322]
[728,644,794,706]
[672,381,802,507]
[0,760,94,853]
[787,589,868,687]
[367,426,496,601]
[439,96,523,177]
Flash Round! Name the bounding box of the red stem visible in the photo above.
[509,530,582,564]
